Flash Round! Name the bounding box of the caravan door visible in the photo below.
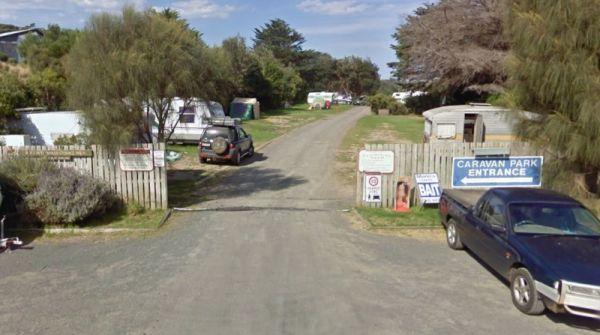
[474,114,485,142]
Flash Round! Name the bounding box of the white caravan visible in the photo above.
[151,98,225,143]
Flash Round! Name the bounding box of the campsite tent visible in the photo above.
[229,98,260,120]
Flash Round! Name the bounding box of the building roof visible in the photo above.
[0,28,43,39]
[232,97,259,105]
[423,104,508,119]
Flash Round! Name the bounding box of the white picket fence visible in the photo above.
[356,141,540,208]
[0,143,168,209]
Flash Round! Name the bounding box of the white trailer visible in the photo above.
[150,98,226,143]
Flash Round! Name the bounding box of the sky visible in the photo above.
[0,0,424,79]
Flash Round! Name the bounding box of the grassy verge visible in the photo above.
[243,103,352,147]
[336,114,424,187]
[341,114,423,152]
[356,206,440,228]
[81,207,166,230]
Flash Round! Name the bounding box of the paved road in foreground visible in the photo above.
[1,107,598,334]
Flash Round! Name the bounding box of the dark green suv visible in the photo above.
[198,118,254,165]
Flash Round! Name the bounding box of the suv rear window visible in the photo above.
[202,127,235,140]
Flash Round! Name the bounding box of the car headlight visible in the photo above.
[565,283,600,298]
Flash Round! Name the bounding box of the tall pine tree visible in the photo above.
[506,0,600,195]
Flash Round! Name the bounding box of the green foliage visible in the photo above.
[254,49,302,108]
[0,157,57,194]
[506,0,600,194]
[18,25,77,73]
[0,51,8,62]
[17,25,77,110]
[335,56,380,97]
[368,93,395,114]
[27,68,66,110]
[53,133,87,146]
[389,101,409,115]
[253,19,305,66]
[0,23,20,34]
[67,7,213,147]
[25,168,119,225]
[294,50,336,99]
[0,70,28,131]
[377,79,399,95]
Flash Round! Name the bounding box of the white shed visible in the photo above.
[422,104,532,143]
[150,98,225,143]
[17,110,84,145]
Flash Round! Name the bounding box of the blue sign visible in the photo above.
[452,156,543,188]
[414,173,442,204]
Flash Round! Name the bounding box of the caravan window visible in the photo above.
[179,106,196,124]
[437,123,456,139]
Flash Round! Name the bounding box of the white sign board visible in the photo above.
[120,148,153,171]
[363,174,382,203]
[359,150,394,174]
[153,150,165,168]
[414,173,441,204]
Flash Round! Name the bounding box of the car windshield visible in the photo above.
[509,203,600,236]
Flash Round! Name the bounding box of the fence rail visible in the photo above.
[356,142,539,208]
[0,143,168,209]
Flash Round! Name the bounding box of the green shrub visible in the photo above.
[0,51,8,62]
[389,101,409,115]
[368,93,396,114]
[53,134,87,146]
[25,168,119,225]
[0,157,57,194]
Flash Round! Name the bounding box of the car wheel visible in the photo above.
[446,219,464,250]
[510,268,546,315]
[200,157,208,164]
[248,145,254,157]
[232,151,241,166]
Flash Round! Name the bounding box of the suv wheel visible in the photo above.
[248,145,254,157]
[510,268,546,315]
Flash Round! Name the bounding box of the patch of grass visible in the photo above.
[244,103,352,147]
[356,206,440,228]
[78,206,166,230]
[341,114,424,151]
[167,144,197,157]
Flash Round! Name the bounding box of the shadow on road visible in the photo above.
[464,249,600,331]
[201,166,307,201]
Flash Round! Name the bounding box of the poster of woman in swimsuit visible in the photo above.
[394,177,412,212]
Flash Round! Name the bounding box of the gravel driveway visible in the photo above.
[0,107,598,334]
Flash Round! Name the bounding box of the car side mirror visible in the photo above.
[491,224,507,233]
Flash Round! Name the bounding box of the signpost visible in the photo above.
[414,173,441,204]
[452,156,543,188]
[363,174,382,203]
[359,150,394,174]
[120,148,153,171]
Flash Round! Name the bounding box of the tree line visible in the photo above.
[390,0,600,195]
[0,7,381,146]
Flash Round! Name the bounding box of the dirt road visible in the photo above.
[0,107,597,334]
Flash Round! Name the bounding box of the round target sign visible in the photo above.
[368,176,379,186]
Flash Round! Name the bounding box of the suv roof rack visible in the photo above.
[469,102,492,107]
[208,117,241,126]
